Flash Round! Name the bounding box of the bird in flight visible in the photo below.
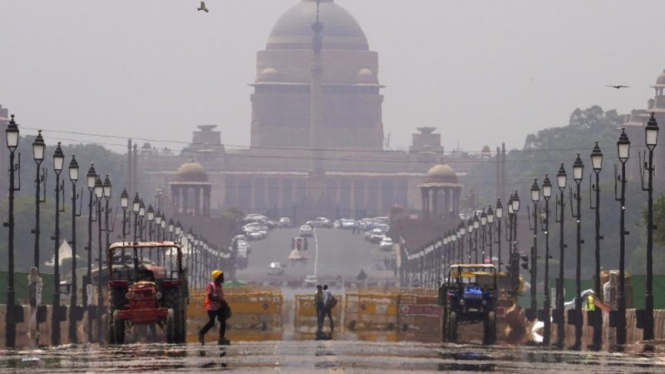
[198,1,209,13]
[606,85,629,89]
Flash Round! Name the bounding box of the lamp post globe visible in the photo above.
[573,154,584,182]
[33,130,45,162]
[103,175,112,199]
[132,193,140,213]
[486,206,494,225]
[120,188,129,210]
[512,191,521,212]
[5,115,19,150]
[68,155,79,182]
[53,142,64,174]
[557,163,567,191]
[591,141,603,173]
[531,179,540,203]
[139,199,146,218]
[495,200,503,220]
[618,128,631,163]
[473,214,480,230]
[480,210,487,226]
[87,164,97,191]
[645,112,659,150]
[542,175,552,201]
[94,176,103,199]
[147,204,154,222]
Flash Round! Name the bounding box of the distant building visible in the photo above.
[139,0,482,221]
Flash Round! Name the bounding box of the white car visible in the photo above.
[304,275,318,286]
[300,225,313,237]
[379,237,394,252]
[268,262,285,276]
[278,217,292,228]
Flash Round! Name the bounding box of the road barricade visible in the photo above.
[397,289,441,334]
[344,289,399,331]
[294,294,343,334]
[187,286,282,343]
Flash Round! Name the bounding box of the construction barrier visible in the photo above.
[397,288,441,334]
[344,289,399,331]
[187,286,283,343]
[294,294,343,334]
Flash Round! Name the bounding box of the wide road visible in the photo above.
[3,341,665,373]
[236,227,394,283]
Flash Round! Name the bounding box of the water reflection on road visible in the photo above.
[1,339,664,373]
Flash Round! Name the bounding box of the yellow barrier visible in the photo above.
[186,286,283,343]
[397,289,441,334]
[344,289,399,331]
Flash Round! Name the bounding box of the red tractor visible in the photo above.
[107,241,188,344]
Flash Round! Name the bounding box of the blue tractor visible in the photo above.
[439,264,498,345]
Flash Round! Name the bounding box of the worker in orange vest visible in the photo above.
[198,270,231,345]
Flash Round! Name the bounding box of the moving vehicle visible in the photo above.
[299,224,313,237]
[107,241,188,345]
[379,237,394,252]
[267,262,285,276]
[440,264,498,345]
[278,217,292,228]
[307,217,333,228]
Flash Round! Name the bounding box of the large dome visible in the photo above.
[175,160,208,182]
[267,0,369,51]
[424,164,460,185]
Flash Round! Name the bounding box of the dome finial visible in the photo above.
[311,0,324,55]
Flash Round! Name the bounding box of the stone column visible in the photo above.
[203,186,211,217]
[444,189,450,217]
[432,188,439,218]
[421,187,428,219]
[350,179,356,219]
[194,186,201,217]
[182,186,189,215]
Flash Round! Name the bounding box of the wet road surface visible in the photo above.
[2,341,665,373]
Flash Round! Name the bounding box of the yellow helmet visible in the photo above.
[211,270,223,280]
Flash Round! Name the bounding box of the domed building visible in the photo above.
[169,159,212,217]
[420,164,463,218]
[138,0,483,221]
[250,0,384,151]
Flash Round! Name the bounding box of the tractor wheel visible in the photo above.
[483,311,497,345]
[166,308,175,344]
[448,312,458,343]
[113,310,125,345]
[165,288,186,343]
[107,308,115,344]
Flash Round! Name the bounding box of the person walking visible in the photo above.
[314,285,325,338]
[322,284,335,336]
[198,270,231,345]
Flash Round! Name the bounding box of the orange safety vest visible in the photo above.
[204,282,223,311]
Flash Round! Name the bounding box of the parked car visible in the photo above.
[300,224,313,237]
[379,237,394,252]
[304,274,318,287]
[278,217,292,228]
[370,229,386,243]
[267,262,285,276]
[308,217,332,228]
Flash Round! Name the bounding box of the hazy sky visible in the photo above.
[1,0,664,154]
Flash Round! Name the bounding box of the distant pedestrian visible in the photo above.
[198,270,231,345]
[314,285,325,337]
[322,284,336,335]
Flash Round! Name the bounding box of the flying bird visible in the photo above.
[606,85,629,89]
[198,1,209,13]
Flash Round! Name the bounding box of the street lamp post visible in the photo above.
[120,188,129,242]
[5,115,21,348]
[570,154,584,350]
[94,176,104,342]
[32,131,46,269]
[67,156,81,344]
[590,141,604,350]
[458,222,466,264]
[132,194,140,241]
[103,175,112,275]
[541,174,552,346]
[147,205,154,261]
[480,210,487,263]
[487,207,494,266]
[507,195,514,258]
[85,164,96,343]
[473,214,480,263]
[494,200,503,272]
[615,129,631,346]
[529,179,540,321]
[555,163,567,348]
[511,192,521,296]
[51,143,65,347]
[467,218,474,263]
[641,113,659,341]
[154,211,162,241]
